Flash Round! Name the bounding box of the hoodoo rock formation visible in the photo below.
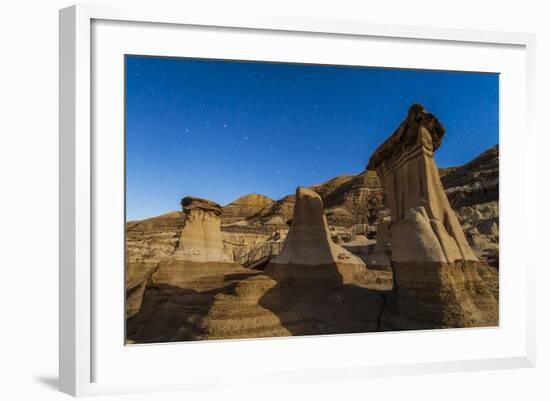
[126,104,500,342]
[171,196,232,263]
[126,196,248,328]
[266,187,366,287]
[151,196,238,288]
[194,187,382,339]
[367,104,498,329]
[367,104,477,263]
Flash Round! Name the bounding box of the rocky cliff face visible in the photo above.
[313,170,386,226]
[440,144,498,209]
[245,172,385,228]
[440,145,499,266]
[247,194,296,225]
[126,211,187,317]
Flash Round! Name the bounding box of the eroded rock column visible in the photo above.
[266,186,365,289]
[151,196,237,288]
[172,196,233,263]
[367,104,498,329]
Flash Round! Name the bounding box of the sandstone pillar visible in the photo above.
[367,104,498,329]
[266,187,365,289]
[151,196,236,288]
[367,104,477,263]
[172,196,232,263]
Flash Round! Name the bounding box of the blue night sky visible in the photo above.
[126,55,499,221]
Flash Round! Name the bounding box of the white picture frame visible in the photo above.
[59,3,536,397]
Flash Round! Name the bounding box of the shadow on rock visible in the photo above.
[257,265,387,336]
[126,282,239,343]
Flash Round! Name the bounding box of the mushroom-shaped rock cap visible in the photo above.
[180,196,223,215]
[367,104,445,171]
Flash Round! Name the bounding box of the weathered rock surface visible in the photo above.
[127,189,386,342]
[365,220,392,268]
[126,197,258,342]
[440,144,498,209]
[126,196,239,319]
[191,189,384,340]
[222,145,498,271]
[247,194,296,225]
[266,187,366,287]
[368,104,477,263]
[381,260,498,330]
[126,265,263,342]
[247,172,386,229]
[126,211,187,317]
[457,201,499,267]
[201,275,385,339]
[313,170,386,226]
[170,196,232,263]
[126,106,499,341]
[221,193,274,224]
[367,104,498,329]
[440,146,499,266]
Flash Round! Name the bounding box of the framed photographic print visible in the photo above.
[59,4,536,397]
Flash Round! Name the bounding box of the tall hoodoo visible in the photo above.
[271,187,365,267]
[266,187,365,288]
[368,104,497,329]
[367,104,477,263]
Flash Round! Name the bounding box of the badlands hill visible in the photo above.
[220,193,274,224]
[236,171,384,227]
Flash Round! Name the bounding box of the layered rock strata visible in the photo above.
[221,193,274,224]
[440,144,499,210]
[125,211,186,317]
[126,197,241,322]
[367,104,498,329]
